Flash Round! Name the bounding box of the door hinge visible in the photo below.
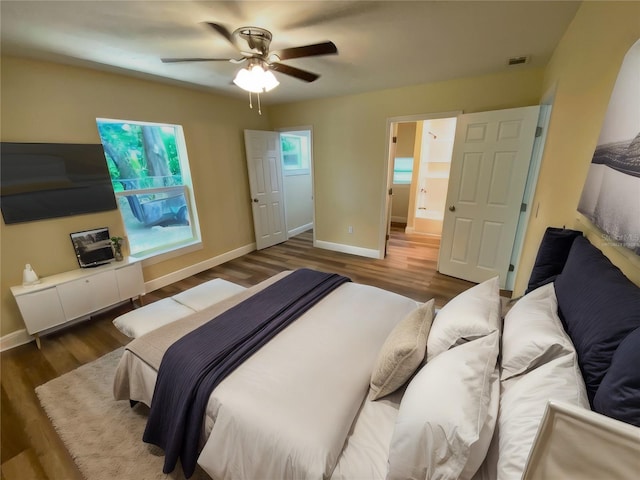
[386,234,390,240]
[508,264,515,272]
[521,203,527,212]
[388,188,393,195]
[392,136,397,143]
[535,126,543,137]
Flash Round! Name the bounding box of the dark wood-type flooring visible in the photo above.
[1,225,474,479]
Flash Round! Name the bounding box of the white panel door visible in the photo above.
[244,130,287,250]
[438,106,540,288]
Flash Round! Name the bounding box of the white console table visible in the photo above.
[11,258,144,348]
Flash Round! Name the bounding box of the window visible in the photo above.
[96,119,200,258]
[393,157,414,184]
[281,131,310,176]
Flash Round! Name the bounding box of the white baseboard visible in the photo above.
[0,329,33,352]
[144,242,256,293]
[391,216,407,223]
[404,226,442,239]
[288,222,313,238]
[314,240,381,259]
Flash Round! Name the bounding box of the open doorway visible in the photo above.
[244,127,314,250]
[406,117,457,237]
[384,106,550,290]
[386,113,459,257]
[278,127,314,239]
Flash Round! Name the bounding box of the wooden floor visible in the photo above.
[0,225,473,479]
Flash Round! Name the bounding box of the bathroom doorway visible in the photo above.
[387,113,459,255]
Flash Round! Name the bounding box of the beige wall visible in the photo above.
[406,121,424,232]
[395,122,417,158]
[269,1,640,296]
[513,1,640,295]
[391,122,417,222]
[5,1,638,340]
[1,56,269,337]
[391,185,410,222]
[269,68,544,252]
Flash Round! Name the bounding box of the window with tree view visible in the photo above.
[96,119,199,257]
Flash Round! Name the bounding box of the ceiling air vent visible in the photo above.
[508,55,530,66]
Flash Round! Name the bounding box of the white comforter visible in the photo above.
[114,281,419,479]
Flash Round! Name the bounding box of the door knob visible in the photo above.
[253,198,259,203]
[449,205,456,212]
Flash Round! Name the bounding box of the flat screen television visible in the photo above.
[0,142,117,224]
[70,227,115,268]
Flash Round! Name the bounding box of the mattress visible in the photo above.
[114,279,418,479]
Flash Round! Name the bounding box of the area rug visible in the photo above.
[35,348,211,480]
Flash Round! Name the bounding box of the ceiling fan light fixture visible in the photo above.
[233,63,279,93]
[233,67,260,93]
[261,69,280,92]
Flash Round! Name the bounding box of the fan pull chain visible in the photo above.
[247,92,262,115]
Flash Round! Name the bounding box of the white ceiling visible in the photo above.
[0,1,581,105]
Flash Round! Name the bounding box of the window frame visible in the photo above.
[392,156,414,185]
[96,118,201,263]
[281,132,311,176]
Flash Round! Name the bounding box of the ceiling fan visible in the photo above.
[161,22,338,85]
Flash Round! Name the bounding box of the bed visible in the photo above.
[113,231,640,480]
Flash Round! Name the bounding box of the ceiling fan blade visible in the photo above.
[161,57,232,63]
[203,22,237,48]
[270,63,320,83]
[273,42,338,61]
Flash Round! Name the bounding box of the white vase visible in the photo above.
[23,263,40,286]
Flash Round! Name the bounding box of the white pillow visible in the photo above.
[465,365,499,480]
[387,331,500,480]
[501,283,575,380]
[426,276,500,361]
[369,300,434,400]
[497,352,589,480]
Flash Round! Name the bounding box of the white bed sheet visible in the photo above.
[330,389,404,480]
[114,282,419,479]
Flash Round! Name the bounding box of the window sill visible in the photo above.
[131,240,203,267]
[283,169,310,176]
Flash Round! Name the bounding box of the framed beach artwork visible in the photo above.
[578,39,640,255]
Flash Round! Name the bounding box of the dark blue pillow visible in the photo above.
[594,327,640,426]
[554,236,640,405]
[526,227,582,294]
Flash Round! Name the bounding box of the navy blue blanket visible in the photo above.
[142,269,351,477]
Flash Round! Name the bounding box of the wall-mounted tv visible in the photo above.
[70,227,115,268]
[0,142,117,224]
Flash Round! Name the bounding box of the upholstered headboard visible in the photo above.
[576,214,640,288]
[526,227,582,294]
